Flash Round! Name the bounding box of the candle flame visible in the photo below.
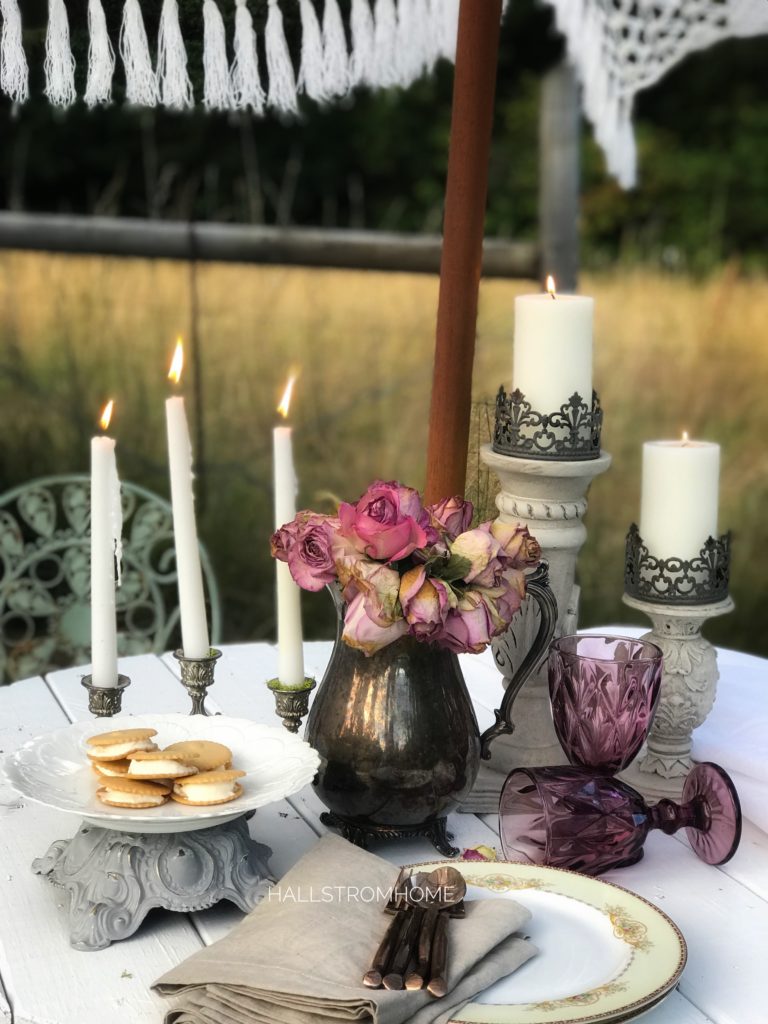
[546,275,557,299]
[682,430,690,444]
[168,338,184,384]
[277,376,296,419]
[99,400,114,432]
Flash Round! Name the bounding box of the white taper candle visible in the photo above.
[165,394,210,658]
[90,405,121,688]
[273,413,305,686]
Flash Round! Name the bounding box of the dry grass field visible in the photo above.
[0,252,766,656]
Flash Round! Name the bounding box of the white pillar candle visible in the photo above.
[165,342,210,659]
[512,279,594,412]
[90,403,122,688]
[274,379,305,686]
[639,438,720,560]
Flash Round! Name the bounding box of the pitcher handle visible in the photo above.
[479,562,558,759]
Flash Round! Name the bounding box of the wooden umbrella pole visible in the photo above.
[424,0,503,505]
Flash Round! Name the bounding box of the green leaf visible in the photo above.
[431,554,472,583]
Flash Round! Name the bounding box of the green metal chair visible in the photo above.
[0,475,222,684]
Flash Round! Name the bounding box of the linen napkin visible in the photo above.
[154,835,537,1024]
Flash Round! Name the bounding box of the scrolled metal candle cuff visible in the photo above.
[267,677,316,734]
[624,523,731,605]
[492,386,603,461]
[173,648,223,716]
[81,674,131,718]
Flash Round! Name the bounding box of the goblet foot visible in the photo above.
[684,762,741,865]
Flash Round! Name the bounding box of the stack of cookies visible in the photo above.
[85,728,245,810]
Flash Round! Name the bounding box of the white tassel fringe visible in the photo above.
[231,0,265,113]
[349,0,375,87]
[322,0,349,97]
[84,0,115,107]
[297,0,327,101]
[45,0,76,107]
[0,0,28,103]
[371,0,398,87]
[158,0,193,109]
[265,0,297,114]
[120,0,159,106]
[203,0,234,110]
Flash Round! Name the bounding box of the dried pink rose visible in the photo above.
[339,480,428,563]
[449,528,502,583]
[427,495,474,540]
[342,592,408,655]
[490,520,542,569]
[399,565,457,640]
[271,513,338,592]
[436,590,497,654]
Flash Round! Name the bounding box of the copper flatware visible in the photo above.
[363,907,407,988]
[382,907,424,990]
[426,910,449,998]
[404,906,438,990]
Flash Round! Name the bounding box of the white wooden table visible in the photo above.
[0,638,766,1024]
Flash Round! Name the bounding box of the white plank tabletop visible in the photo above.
[0,637,766,1024]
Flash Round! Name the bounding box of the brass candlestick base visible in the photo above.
[267,677,316,733]
[81,674,131,717]
[173,648,223,715]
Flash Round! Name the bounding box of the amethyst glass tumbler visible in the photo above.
[549,634,663,772]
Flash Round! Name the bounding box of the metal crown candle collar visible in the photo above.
[624,523,731,605]
[492,386,603,461]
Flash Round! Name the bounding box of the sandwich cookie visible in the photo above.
[163,740,233,772]
[92,758,131,778]
[97,777,170,808]
[171,769,245,806]
[86,727,158,762]
[126,749,199,779]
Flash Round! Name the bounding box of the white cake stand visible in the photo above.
[3,714,320,950]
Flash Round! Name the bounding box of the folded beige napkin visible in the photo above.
[154,835,536,1024]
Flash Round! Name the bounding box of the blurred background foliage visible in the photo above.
[0,0,766,272]
[0,2,766,673]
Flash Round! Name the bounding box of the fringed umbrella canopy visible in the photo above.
[1,1,766,188]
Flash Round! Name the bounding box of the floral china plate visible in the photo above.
[2,714,320,833]
[409,859,686,1024]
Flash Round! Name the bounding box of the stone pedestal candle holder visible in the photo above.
[620,525,733,800]
[463,386,611,813]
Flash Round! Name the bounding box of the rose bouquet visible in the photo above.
[271,480,541,656]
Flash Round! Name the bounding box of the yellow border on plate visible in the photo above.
[400,859,686,1024]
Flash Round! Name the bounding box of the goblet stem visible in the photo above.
[648,796,710,836]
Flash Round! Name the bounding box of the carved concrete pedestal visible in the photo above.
[463,445,612,813]
[33,815,273,950]
[619,593,734,800]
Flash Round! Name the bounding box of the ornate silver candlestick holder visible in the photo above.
[621,524,733,800]
[80,673,131,716]
[268,677,316,733]
[34,655,274,950]
[173,647,222,715]
[464,386,611,813]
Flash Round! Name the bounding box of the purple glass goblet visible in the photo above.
[549,634,663,772]
[499,763,741,876]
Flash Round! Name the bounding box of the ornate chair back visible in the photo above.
[0,475,221,683]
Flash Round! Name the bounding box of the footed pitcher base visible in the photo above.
[320,811,459,858]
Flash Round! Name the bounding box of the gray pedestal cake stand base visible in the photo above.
[32,814,273,951]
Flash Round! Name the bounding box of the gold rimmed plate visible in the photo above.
[404,859,686,1024]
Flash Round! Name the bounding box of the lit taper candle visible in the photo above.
[90,400,122,688]
[165,339,210,659]
[273,376,305,686]
[512,275,594,412]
